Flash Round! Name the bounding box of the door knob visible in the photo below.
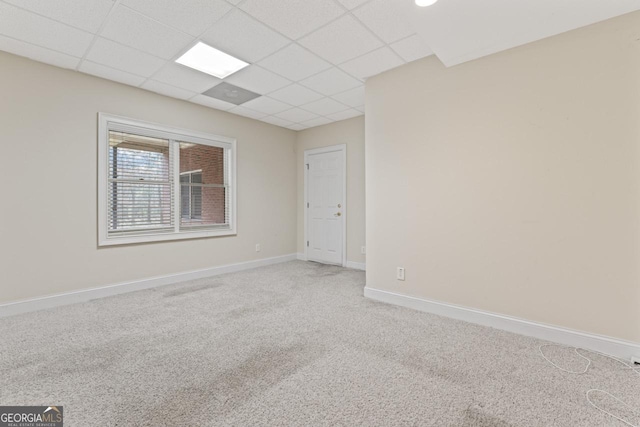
[335,212,342,217]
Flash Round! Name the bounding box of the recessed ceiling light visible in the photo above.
[176,42,249,79]
[415,0,438,6]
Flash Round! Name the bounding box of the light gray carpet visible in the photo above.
[1,261,638,426]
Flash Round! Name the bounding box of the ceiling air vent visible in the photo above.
[202,82,261,106]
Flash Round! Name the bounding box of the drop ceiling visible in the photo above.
[397,0,640,67]
[0,0,638,131]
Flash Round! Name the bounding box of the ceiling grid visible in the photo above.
[1,0,636,130]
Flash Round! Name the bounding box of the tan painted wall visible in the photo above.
[296,117,366,266]
[0,51,297,304]
[365,12,640,342]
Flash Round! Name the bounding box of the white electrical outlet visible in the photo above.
[361,246,366,255]
[255,244,261,252]
[397,267,405,281]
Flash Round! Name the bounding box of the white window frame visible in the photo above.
[98,113,237,246]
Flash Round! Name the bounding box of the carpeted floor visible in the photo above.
[1,261,638,426]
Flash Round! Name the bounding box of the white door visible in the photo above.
[306,146,345,266]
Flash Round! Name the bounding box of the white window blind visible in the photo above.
[98,114,236,246]
[108,132,173,235]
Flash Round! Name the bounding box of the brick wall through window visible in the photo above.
[179,143,226,225]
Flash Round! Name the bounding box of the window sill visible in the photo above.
[98,228,236,247]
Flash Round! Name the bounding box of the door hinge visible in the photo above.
[306,163,309,170]
[307,241,309,247]
[307,202,309,208]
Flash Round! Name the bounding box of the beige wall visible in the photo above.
[366,12,640,343]
[296,117,366,266]
[0,51,297,304]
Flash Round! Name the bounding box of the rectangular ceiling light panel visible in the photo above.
[176,42,249,79]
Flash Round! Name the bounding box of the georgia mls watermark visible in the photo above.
[0,406,63,427]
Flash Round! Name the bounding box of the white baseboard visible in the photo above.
[364,287,640,362]
[346,261,366,271]
[0,254,298,318]
[297,253,307,261]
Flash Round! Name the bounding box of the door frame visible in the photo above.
[304,144,347,267]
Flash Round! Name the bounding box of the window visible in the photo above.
[98,114,236,246]
[180,170,202,220]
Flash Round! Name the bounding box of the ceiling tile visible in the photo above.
[101,6,193,60]
[298,15,382,65]
[239,0,344,40]
[79,61,146,86]
[301,116,332,128]
[85,37,165,77]
[260,116,294,128]
[326,109,363,121]
[301,98,348,116]
[224,65,291,95]
[190,94,236,111]
[142,80,196,100]
[353,0,414,44]
[121,0,231,37]
[268,84,323,106]
[287,124,308,131]
[3,0,113,33]
[331,86,364,107]
[390,34,434,63]
[153,63,222,93]
[299,67,362,96]
[340,47,403,79]
[259,44,331,82]
[336,0,369,10]
[241,96,292,115]
[275,108,319,123]
[201,10,290,63]
[0,3,93,57]
[229,106,268,120]
[0,35,80,69]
